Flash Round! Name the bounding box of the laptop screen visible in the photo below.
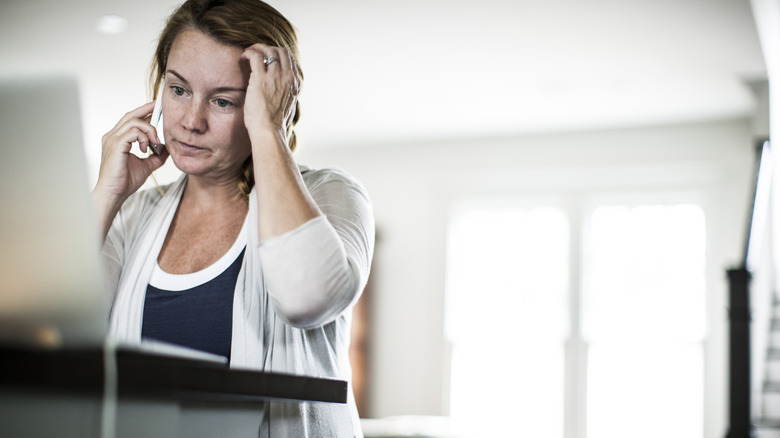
[0,74,108,347]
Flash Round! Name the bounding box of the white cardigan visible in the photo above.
[102,167,375,437]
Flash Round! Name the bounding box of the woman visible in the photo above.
[92,0,374,436]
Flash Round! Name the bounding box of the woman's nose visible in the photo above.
[181,100,207,133]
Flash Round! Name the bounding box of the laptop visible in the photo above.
[0,74,108,348]
[0,74,225,363]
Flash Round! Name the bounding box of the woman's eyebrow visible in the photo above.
[166,69,189,84]
[166,69,246,93]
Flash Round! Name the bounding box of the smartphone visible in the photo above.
[149,82,166,156]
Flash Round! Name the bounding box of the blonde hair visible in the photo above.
[150,0,303,199]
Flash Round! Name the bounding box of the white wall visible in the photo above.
[297,118,756,435]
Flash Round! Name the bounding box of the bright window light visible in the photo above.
[445,199,706,437]
[584,203,706,438]
[446,205,569,437]
[587,344,703,438]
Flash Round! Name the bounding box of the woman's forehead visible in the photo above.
[167,29,248,89]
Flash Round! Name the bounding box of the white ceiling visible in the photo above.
[0,0,767,154]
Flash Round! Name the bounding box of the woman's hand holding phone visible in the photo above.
[94,101,169,207]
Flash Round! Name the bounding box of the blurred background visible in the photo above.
[2,0,778,437]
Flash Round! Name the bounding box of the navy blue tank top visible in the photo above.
[141,247,245,360]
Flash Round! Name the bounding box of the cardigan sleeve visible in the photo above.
[100,186,167,304]
[258,168,375,329]
[101,212,125,303]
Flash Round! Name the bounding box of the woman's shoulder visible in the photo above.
[125,183,172,209]
[105,177,185,247]
[299,165,366,191]
[298,166,372,219]
[120,178,182,221]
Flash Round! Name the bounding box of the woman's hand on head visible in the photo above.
[94,101,169,202]
[241,44,300,142]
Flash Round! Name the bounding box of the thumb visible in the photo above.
[143,149,170,173]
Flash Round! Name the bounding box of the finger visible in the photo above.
[275,47,291,73]
[104,102,160,154]
[244,50,267,76]
[127,128,153,154]
[104,126,151,158]
[242,44,272,72]
[114,101,156,129]
[289,57,302,94]
[275,50,298,113]
[249,44,284,76]
[244,42,272,55]
[138,134,151,154]
[274,48,300,97]
[141,147,169,172]
[114,117,162,147]
[266,47,284,72]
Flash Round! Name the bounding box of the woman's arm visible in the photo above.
[241,45,375,328]
[259,170,375,328]
[93,102,169,241]
[241,45,320,241]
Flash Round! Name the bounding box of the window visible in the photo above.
[446,197,706,437]
[446,204,569,437]
[584,203,705,438]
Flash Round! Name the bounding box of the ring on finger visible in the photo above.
[263,56,279,66]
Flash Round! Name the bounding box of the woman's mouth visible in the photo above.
[178,141,205,151]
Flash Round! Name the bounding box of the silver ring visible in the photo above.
[263,56,279,66]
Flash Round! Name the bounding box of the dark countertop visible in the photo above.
[0,345,347,404]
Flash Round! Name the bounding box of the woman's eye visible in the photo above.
[172,86,184,96]
[215,98,232,108]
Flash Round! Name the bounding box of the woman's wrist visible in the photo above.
[92,182,129,208]
[247,120,287,149]
[91,186,127,241]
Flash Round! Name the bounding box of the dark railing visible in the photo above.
[727,266,753,437]
[727,139,772,438]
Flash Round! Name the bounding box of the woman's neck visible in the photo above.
[181,175,248,214]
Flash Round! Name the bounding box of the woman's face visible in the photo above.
[162,29,251,182]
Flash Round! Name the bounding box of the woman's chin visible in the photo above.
[170,154,208,177]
